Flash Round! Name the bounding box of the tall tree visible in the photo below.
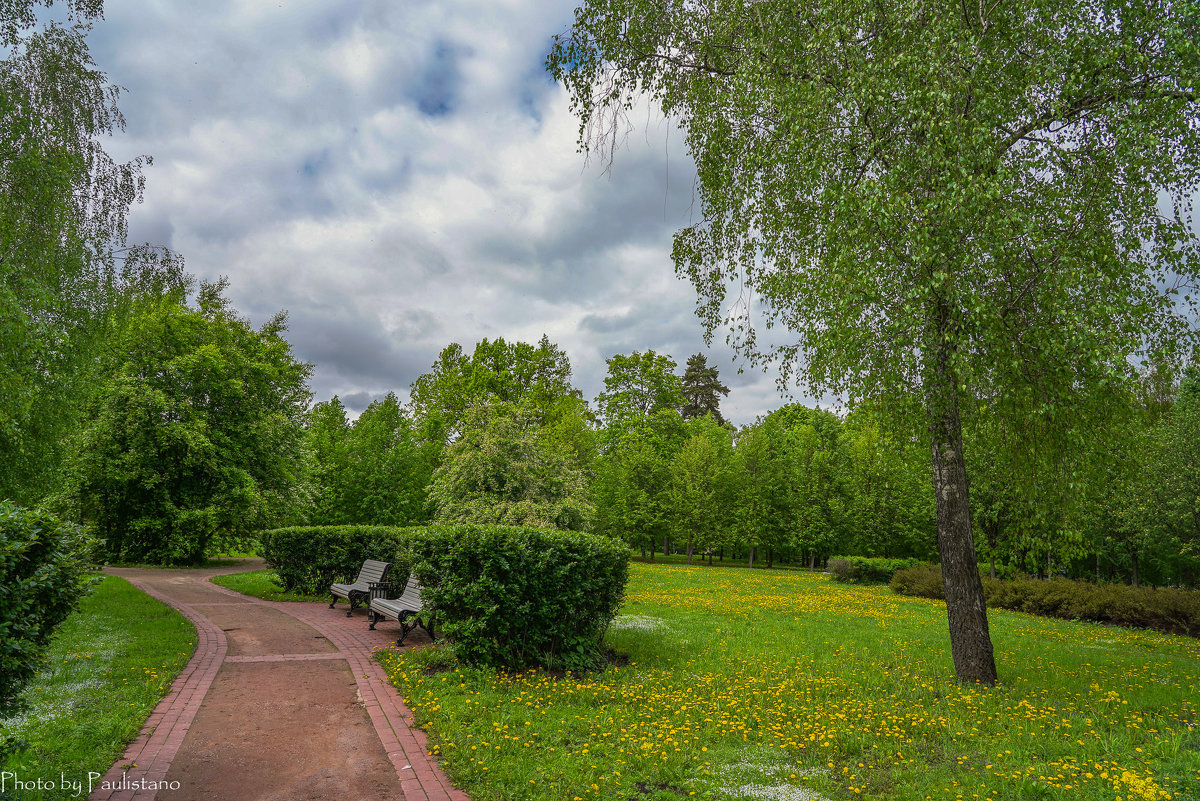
[681,353,730,425]
[306,396,352,523]
[594,425,670,556]
[410,336,584,448]
[1141,365,1200,582]
[427,401,593,531]
[310,393,433,526]
[1,1,182,504]
[667,416,736,564]
[840,407,936,560]
[596,350,684,431]
[551,0,1200,684]
[593,409,685,555]
[61,281,312,565]
[735,405,849,568]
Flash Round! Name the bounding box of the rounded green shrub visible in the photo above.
[888,562,945,598]
[259,526,411,595]
[0,504,97,754]
[406,524,630,672]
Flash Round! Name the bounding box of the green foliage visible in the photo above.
[406,524,629,671]
[1145,368,1200,568]
[258,525,411,595]
[596,351,683,432]
[0,504,96,757]
[552,0,1200,419]
[307,393,434,526]
[592,411,682,554]
[828,556,920,585]
[890,564,1200,637]
[0,1,187,506]
[428,402,594,531]
[63,281,312,565]
[306,395,352,522]
[680,353,729,425]
[838,407,937,560]
[667,416,737,562]
[887,562,948,599]
[410,335,586,448]
[742,405,849,564]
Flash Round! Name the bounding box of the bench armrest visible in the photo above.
[369,581,398,602]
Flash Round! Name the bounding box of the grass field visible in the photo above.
[378,561,1200,801]
[209,567,324,602]
[0,576,196,799]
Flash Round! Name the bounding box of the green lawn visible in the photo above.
[209,568,325,602]
[0,576,196,799]
[378,561,1200,801]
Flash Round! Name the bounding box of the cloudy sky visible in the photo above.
[80,0,796,425]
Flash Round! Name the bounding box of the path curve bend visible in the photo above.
[90,561,465,801]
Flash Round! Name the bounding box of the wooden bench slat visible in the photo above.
[368,574,433,645]
[329,559,393,616]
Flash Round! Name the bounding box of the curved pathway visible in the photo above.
[90,561,466,801]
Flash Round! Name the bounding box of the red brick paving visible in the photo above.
[92,562,468,801]
[89,582,228,801]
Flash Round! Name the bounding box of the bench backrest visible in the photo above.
[396,575,424,610]
[355,559,391,585]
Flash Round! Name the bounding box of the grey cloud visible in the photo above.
[85,0,800,429]
[286,308,429,386]
[411,40,464,117]
[473,145,699,305]
[339,391,385,412]
[126,212,175,252]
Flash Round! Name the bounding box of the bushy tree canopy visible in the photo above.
[596,350,684,431]
[410,335,585,447]
[63,281,312,565]
[428,402,594,531]
[307,394,433,526]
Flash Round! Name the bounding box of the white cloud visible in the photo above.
[89,0,805,424]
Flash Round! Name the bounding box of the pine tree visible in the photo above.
[681,354,730,426]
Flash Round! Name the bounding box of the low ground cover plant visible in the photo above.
[890,563,1200,636]
[406,524,629,672]
[258,525,410,595]
[380,561,1199,801]
[0,504,96,757]
[828,556,920,584]
[0,576,195,798]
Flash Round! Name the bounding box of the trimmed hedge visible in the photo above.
[406,524,630,672]
[1,505,97,755]
[258,526,411,595]
[829,556,921,584]
[889,563,1200,637]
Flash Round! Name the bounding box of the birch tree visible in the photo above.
[550,0,1200,683]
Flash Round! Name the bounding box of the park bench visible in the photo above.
[329,559,392,616]
[368,574,434,646]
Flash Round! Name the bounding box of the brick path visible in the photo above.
[91,562,467,801]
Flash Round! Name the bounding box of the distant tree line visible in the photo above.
[300,335,1198,588]
[5,267,1199,582]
